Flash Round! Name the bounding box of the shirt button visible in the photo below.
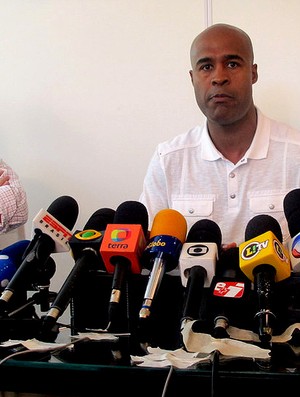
[229,172,235,178]
[230,194,236,199]
[188,208,194,214]
[269,204,275,210]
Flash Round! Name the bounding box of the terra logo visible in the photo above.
[110,228,132,242]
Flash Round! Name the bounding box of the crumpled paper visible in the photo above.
[132,320,300,369]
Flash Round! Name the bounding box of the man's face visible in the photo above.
[189,28,258,127]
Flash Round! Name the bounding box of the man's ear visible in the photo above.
[189,70,194,84]
[252,64,258,84]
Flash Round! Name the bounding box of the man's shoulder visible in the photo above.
[157,124,205,156]
[260,110,300,143]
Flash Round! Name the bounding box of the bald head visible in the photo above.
[190,24,254,69]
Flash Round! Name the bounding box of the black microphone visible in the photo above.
[207,247,252,338]
[0,195,79,316]
[38,208,115,341]
[284,188,300,272]
[239,214,291,344]
[179,219,222,329]
[100,201,148,329]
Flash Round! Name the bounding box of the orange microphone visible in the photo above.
[100,201,148,328]
[139,208,187,320]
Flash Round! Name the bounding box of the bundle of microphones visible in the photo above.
[1,189,300,350]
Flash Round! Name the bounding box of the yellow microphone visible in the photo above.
[239,214,291,344]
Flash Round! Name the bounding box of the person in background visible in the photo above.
[139,23,300,248]
[0,158,28,234]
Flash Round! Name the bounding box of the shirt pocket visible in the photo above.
[171,196,215,232]
[248,192,286,214]
[248,190,289,243]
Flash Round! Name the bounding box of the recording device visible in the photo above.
[239,214,291,344]
[179,219,222,329]
[39,208,115,341]
[284,188,300,272]
[100,201,148,329]
[0,195,79,316]
[139,208,187,321]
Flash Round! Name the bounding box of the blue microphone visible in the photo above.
[0,240,30,289]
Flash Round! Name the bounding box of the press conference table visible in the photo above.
[2,272,300,397]
[1,333,300,397]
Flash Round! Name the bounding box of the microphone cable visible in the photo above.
[210,349,220,397]
[161,364,175,397]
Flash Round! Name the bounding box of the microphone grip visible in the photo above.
[181,266,207,323]
[139,254,166,319]
[107,259,130,328]
[254,264,276,344]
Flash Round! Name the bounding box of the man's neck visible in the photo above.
[207,108,257,164]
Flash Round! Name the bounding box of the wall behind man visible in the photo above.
[0,0,300,323]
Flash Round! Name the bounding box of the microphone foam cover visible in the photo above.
[84,208,115,231]
[283,188,300,237]
[245,214,283,242]
[150,209,187,243]
[113,201,148,235]
[186,219,222,248]
[47,195,79,230]
[0,240,30,265]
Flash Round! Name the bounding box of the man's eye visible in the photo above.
[228,62,238,68]
[201,64,212,71]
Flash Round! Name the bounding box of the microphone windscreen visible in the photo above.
[84,208,115,230]
[283,188,300,238]
[47,195,79,230]
[113,201,148,235]
[0,240,30,264]
[186,219,222,247]
[245,214,283,242]
[149,209,187,243]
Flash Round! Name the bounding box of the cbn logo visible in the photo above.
[111,228,132,242]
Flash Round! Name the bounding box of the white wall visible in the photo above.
[1,0,300,323]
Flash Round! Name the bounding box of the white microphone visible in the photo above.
[179,219,222,328]
[284,188,300,272]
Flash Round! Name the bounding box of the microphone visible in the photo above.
[39,208,115,341]
[239,214,291,344]
[139,209,187,321]
[100,201,148,329]
[0,240,30,289]
[284,188,300,272]
[179,219,222,329]
[207,247,252,338]
[0,195,79,316]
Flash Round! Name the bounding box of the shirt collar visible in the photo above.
[201,108,270,161]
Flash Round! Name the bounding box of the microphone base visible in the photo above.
[0,317,58,343]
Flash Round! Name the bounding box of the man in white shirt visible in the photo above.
[139,23,300,247]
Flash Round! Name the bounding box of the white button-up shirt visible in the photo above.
[140,108,300,246]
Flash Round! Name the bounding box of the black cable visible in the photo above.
[211,349,220,397]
